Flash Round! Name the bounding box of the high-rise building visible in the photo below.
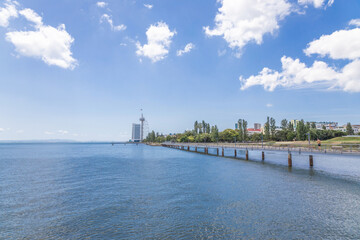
[254,123,261,130]
[139,113,145,141]
[132,123,141,142]
[290,119,300,130]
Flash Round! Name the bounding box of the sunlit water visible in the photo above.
[1,143,360,239]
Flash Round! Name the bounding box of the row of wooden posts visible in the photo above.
[163,144,314,168]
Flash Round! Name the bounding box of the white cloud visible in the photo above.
[0,0,18,27]
[240,56,338,91]
[6,24,77,69]
[204,0,292,56]
[136,22,176,62]
[177,43,194,56]
[19,8,42,27]
[240,56,360,92]
[241,25,360,93]
[304,28,360,60]
[3,3,77,69]
[44,131,54,135]
[16,130,24,133]
[0,128,4,132]
[100,14,126,31]
[266,103,273,107]
[96,2,108,8]
[298,0,334,8]
[349,19,360,27]
[58,130,69,135]
[144,4,153,9]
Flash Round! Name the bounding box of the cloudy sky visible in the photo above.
[0,0,359,141]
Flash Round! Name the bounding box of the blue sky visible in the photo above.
[0,0,359,141]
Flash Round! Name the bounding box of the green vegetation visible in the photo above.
[323,137,360,144]
[145,117,348,143]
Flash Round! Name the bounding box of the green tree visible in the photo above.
[281,119,288,130]
[311,122,316,129]
[305,122,311,132]
[288,122,294,132]
[194,121,198,134]
[270,117,276,140]
[206,123,211,134]
[243,120,248,141]
[219,129,238,142]
[237,119,243,142]
[296,120,306,141]
[346,122,354,135]
[211,125,219,142]
[265,117,270,140]
[287,131,296,141]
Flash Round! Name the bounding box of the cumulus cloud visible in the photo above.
[298,0,334,8]
[349,19,360,27]
[177,43,194,56]
[241,24,360,93]
[144,4,153,9]
[0,128,4,132]
[266,103,273,107]
[240,56,339,91]
[19,8,42,28]
[100,14,126,31]
[3,3,77,69]
[204,0,292,56]
[136,22,176,62]
[6,24,77,69]
[0,0,18,27]
[304,28,360,60]
[96,2,108,8]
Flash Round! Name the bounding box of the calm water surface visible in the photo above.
[1,143,360,239]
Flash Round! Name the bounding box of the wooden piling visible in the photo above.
[234,149,237,157]
[309,155,313,167]
[195,147,197,152]
[222,148,224,157]
[288,153,292,167]
[262,151,265,161]
[245,150,249,160]
[217,148,219,156]
[205,147,208,154]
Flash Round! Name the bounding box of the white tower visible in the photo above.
[139,109,145,141]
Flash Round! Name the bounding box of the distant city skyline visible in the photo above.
[0,0,359,141]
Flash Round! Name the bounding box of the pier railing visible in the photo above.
[163,142,360,155]
[161,142,360,169]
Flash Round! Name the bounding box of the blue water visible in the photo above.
[1,143,360,239]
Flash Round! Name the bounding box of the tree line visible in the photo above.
[144,118,356,143]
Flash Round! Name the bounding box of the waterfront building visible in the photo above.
[315,122,338,130]
[336,124,360,134]
[247,128,262,135]
[132,123,141,142]
[353,125,360,134]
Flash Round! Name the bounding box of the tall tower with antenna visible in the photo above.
[139,109,145,141]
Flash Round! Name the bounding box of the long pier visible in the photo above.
[162,143,325,168]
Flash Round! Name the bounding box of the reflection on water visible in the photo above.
[0,143,360,239]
